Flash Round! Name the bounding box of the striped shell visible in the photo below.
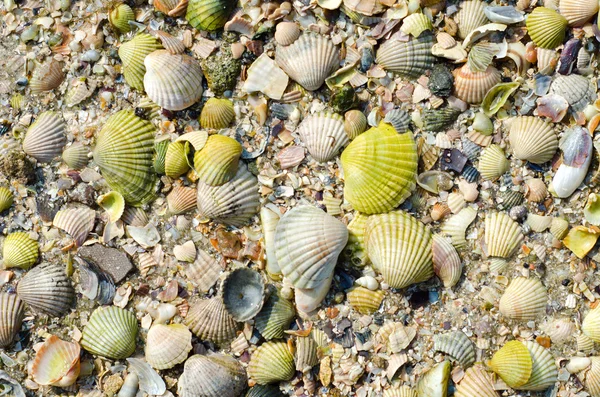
[53,207,96,247]
[345,212,369,267]
[255,291,295,340]
[248,341,295,384]
[549,74,596,112]
[185,249,222,292]
[383,386,417,397]
[173,241,196,262]
[455,0,489,39]
[298,112,348,163]
[30,59,64,94]
[520,341,558,391]
[295,336,318,373]
[165,141,190,178]
[484,212,523,259]
[193,135,242,186]
[145,324,192,370]
[0,293,24,348]
[543,318,575,345]
[31,335,81,387]
[453,64,501,104]
[585,357,600,396]
[275,22,300,46]
[508,116,558,164]
[200,98,235,129]
[432,234,462,288]
[185,297,240,345]
[344,109,367,139]
[154,136,170,175]
[62,142,89,170]
[582,306,600,342]
[524,178,547,202]
[22,111,66,163]
[186,0,236,31]
[487,341,532,388]
[454,365,499,397]
[478,144,510,181]
[499,277,547,321]
[376,33,434,79]
[400,13,433,37]
[122,206,149,227]
[559,0,599,26]
[347,286,384,315]
[222,268,265,322]
[109,3,134,33]
[118,33,163,91]
[17,262,74,316]
[154,0,188,16]
[384,109,412,134]
[178,354,247,397]
[526,7,567,49]
[2,232,38,270]
[81,306,139,359]
[0,187,13,213]
[434,331,475,368]
[440,207,477,249]
[167,186,197,215]
[526,214,552,233]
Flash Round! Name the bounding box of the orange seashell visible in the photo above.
[453,64,501,104]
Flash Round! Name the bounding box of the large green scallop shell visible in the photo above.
[81,306,138,359]
[2,232,38,270]
[186,0,236,32]
[247,341,295,384]
[526,7,567,49]
[118,34,162,91]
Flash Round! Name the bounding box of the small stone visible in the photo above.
[428,64,454,97]
[78,244,134,283]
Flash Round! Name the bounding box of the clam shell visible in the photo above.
[432,234,462,288]
[400,13,433,37]
[559,0,598,26]
[344,109,367,139]
[145,323,192,370]
[520,340,558,390]
[508,116,557,164]
[542,318,575,345]
[144,50,203,111]
[416,360,451,396]
[260,206,281,279]
[246,385,287,397]
[478,144,510,181]
[347,286,384,315]
[196,162,259,227]
[0,187,13,213]
[255,291,295,340]
[185,0,236,31]
[185,296,240,345]
[122,206,149,227]
[341,122,418,214]
[97,191,125,224]
[30,59,64,94]
[62,142,89,170]
[376,33,434,79]
[0,293,24,348]
[499,277,547,321]
[165,141,191,178]
[118,33,163,91]
[298,112,348,163]
[53,207,96,247]
[276,33,340,91]
[93,110,157,206]
[17,262,74,316]
[22,111,66,163]
[536,48,559,74]
[487,340,532,388]
[178,354,247,397]
[173,240,196,262]
[526,7,567,49]
[453,64,501,104]
[549,74,596,112]
[384,109,411,134]
[431,203,451,222]
[365,211,432,289]
[383,386,417,397]
[550,217,569,240]
[222,268,265,322]
[65,77,96,107]
[167,186,197,215]
[275,22,300,46]
[248,341,295,384]
[526,214,552,233]
[582,306,600,342]
[81,306,138,359]
[242,53,289,100]
[185,249,222,292]
[455,0,489,39]
[447,192,466,214]
[343,0,384,15]
[434,331,475,368]
[2,231,38,270]
[31,335,80,387]
[440,207,477,249]
[524,178,547,202]
[454,364,498,397]
[194,135,242,186]
[200,98,235,130]
[484,212,523,259]
[109,3,134,33]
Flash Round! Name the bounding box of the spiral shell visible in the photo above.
[194,135,242,186]
[434,331,475,368]
[0,293,24,348]
[200,98,235,130]
[2,232,38,270]
[248,341,295,384]
[526,7,567,49]
[22,111,66,163]
[118,34,163,91]
[487,341,532,388]
[499,277,547,321]
[81,306,139,359]
[454,364,498,397]
[31,335,80,387]
[145,323,192,370]
[185,297,240,345]
[255,291,295,340]
[53,207,96,247]
[30,59,64,94]
[62,142,89,170]
[376,33,434,79]
[17,262,74,316]
[455,0,489,39]
[478,144,510,181]
[508,116,558,164]
[186,0,236,31]
[453,64,501,104]
[298,112,348,163]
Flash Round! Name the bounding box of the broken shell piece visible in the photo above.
[243,53,289,100]
[0,293,24,348]
[563,225,600,258]
[97,191,125,223]
[454,364,498,397]
[177,354,247,397]
[433,331,475,368]
[584,193,600,225]
[432,234,462,288]
[416,360,451,397]
[53,207,96,247]
[440,207,477,249]
[31,335,80,387]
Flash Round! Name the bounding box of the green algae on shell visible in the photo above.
[248,341,295,384]
[526,7,568,49]
[81,306,138,359]
[201,45,242,95]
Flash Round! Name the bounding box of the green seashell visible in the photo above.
[81,306,138,359]
[0,187,13,212]
[400,13,433,37]
[165,141,191,178]
[186,0,236,31]
[62,142,89,170]
[481,82,520,116]
[109,3,134,34]
[246,385,286,397]
[255,290,295,340]
[153,136,170,175]
[93,110,157,207]
[118,34,162,91]
[584,193,600,225]
[422,108,461,132]
[344,212,370,267]
[248,341,295,384]
[97,191,126,223]
[341,122,418,214]
[200,98,235,130]
[376,33,434,79]
[193,135,242,186]
[526,7,567,49]
[2,232,38,270]
[467,42,499,73]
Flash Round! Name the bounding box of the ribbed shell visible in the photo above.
[0,293,24,347]
[508,116,557,164]
[118,34,163,91]
[586,357,600,396]
[144,50,203,111]
[185,297,240,345]
[30,59,64,94]
[484,212,523,258]
[200,98,235,129]
[455,0,489,39]
[145,324,192,370]
[154,137,170,174]
[347,286,384,315]
[122,206,149,227]
[454,365,499,397]
[255,292,295,340]
[196,162,259,227]
[298,112,348,163]
[526,214,552,233]
[520,341,558,390]
[276,33,340,91]
[185,249,222,293]
[441,207,477,249]
[174,241,196,262]
[383,386,418,397]
[109,3,134,33]
[275,22,300,46]
[31,335,80,387]
[53,207,96,247]
[295,336,318,373]
[260,206,281,279]
[2,232,38,270]
[582,306,600,342]
[384,109,412,134]
[185,0,236,31]
[246,385,286,397]
[193,135,242,186]
[62,142,89,170]
[550,217,569,240]
[222,268,265,322]
[487,340,532,388]
[153,29,186,54]
[248,341,295,384]
[432,234,462,288]
[341,123,418,214]
[0,187,13,213]
[165,141,190,178]
[453,64,501,104]
[22,111,66,163]
[167,186,197,215]
[376,33,434,79]
[499,277,547,321]
[81,306,138,359]
[478,144,510,181]
[526,7,567,49]
[344,110,367,139]
[17,262,74,316]
[178,354,247,397]
[365,211,433,289]
[549,74,596,112]
[433,331,475,368]
[154,0,188,16]
[400,13,433,37]
[93,110,157,206]
[559,0,599,26]
[345,212,369,267]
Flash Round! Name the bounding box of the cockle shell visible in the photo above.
[31,335,80,387]
[0,293,24,347]
[447,192,466,214]
[376,33,434,79]
[255,290,295,340]
[81,306,138,359]
[508,116,557,164]
[154,0,188,16]
[118,34,163,91]
[167,186,197,215]
[520,341,558,390]
[178,354,247,397]
[559,0,598,26]
[152,29,186,54]
[383,386,417,397]
[145,323,192,370]
[298,112,348,163]
[478,144,510,181]
[0,187,13,213]
[455,0,489,39]
[434,331,475,368]
[295,336,318,373]
[526,7,567,49]
[347,286,384,315]
[143,50,203,111]
[108,3,134,33]
[185,249,222,292]
[53,207,96,247]
[193,135,242,186]
[400,13,433,37]
[384,109,412,134]
[582,306,600,342]
[344,110,367,139]
[154,136,169,174]
[453,64,501,104]
[499,277,547,321]
[276,33,339,91]
[432,235,462,288]
[542,318,575,345]
[242,53,289,100]
[185,297,240,345]
[248,341,295,384]
[416,360,451,397]
[431,203,451,222]
[2,232,38,269]
[165,141,191,178]
[487,341,532,388]
[186,0,236,31]
[30,59,64,94]
[440,207,477,249]
[584,357,600,396]
[484,212,523,259]
[550,74,596,113]
[454,364,499,397]
[275,22,300,46]
[22,111,66,163]
[122,206,149,227]
[222,268,265,322]
[200,98,235,129]
[17,262,74,316]
[62,142,89,169]
[173,240,196,262]
[524,178,547,202]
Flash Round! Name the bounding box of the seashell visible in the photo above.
[145,323,192,370]
[196,162,259,227]
[167,186,197,215]
[153,136,169,175]
[127,357,166,395]
[542,318,575,345]
[341,122,418,214]
[455,0,489,39]
[345,212,369,267]
[248,341,295,384]
[582,305,600,342]
[454,364,499,397]
[275,22,300,46]
[31,335,80,387]
[416,171,453,194]
[355,276,378,290]
[246,385,287,397]
[481,82,520,116]
[2,232,38,270]
[423,108,461,133]
[441,207,477,249]
[185,249,222,292]
[431,203,451,222]
[186,0,236,31]
[400,13,433,37]
[298,112,348,163]
[0,293,24,347]
[551,126,593,198]
[242,53,289,100]
[447,192,466,214]
[584,193,600,226]
[524,178,547,202]
[478,144,509,181]
[526,214,553,233]
[255,290,295,340]
[76,256,115,305]
[200,98,235,129]
[383,386,417,397]
[97,191,125,224]
[584,357,600,395]
[416,360,451,397]
[453,64,501,104]
[342,0,384,15]
[178,354,247,397]
[194,135,242,186]
[564,226,600,258]
[276,33,339,91]
[17,262,74,316]
[118,33,163,91]
[549,217,569,240]
[576,333,595,353]
[30,59,64,94]
[62,142,89,169]
[499,190,524,211]
[344,110,367,140]
[122,206,149,227]
[484,212,523,259]
[526,7,567,49]
[22,111,66,163]
[185,297,240,345]
[536,48,559,74]
[499,277,547,321]
[376,33,434,79]
[433,331,475,368]
[154,0,188,16]
[550,74,596,113]
[0,187,13,213]
[53,207,95,247]
[365,211,432,289]
[559,0,598,26]
[432,234,462,288]
[152,29,186,54]
[81,306,138,359]
[467,42,501,73]
[295,336,318,373]
[222,268,265,322]
[347,286,384,315]
[109,3,134,33]
[483,6,524,24]
[165,141,191,178]
[520,341,558,390]
[65,77,97,107]
[383,109,411,134]
[487,341,532,388]
[508,116,557,164]
[143,50,203,111]
[93,110,157,206]
[119,373,140,397]
[260,207,282,280]
[173,240,196,263]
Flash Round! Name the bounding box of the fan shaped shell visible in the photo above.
[248,341,295,384]
[193,135,242,186]
[526,7,567,49]
[298,112,348,162]
[178,354,247,397]
[31,335,81,387]
[81,306,138,359]
[167,186,197,215]
[17,262,74,316]
[275,22,300,46]
[30,59,64,94]
[440,207,477,249]
[559,0,599,26]
[0,187,13,213]
[433,331,475,368]
[22,111,66,163]
[165,141,191,178]
[62,142,89,169]
[549,74,596,112]
[53,207,96,247]
[185,0,236,31]
[255,291,295,340]
[145,324,192,370]
[185,249,222,293]
[478,144,510,181]
[376,33,434,79]
[185,296,240,345]
[484,212,523,259]
[453,64,501,104]
[508,116,557,164]
[455,364,499,397]
[242,53,289,100]
[200,98,235,129]
[0,293,24,348]
[2,232,38,270]
[499,277,547,321]
[432,234,462,288]
[455,0,489,39]
[344,110,367,139]
[520,341,558,390]
[118,34,163,91]
[488,341,532,388]
[383,386,417,397]
[347,286,384,315]
[582,306,600,342]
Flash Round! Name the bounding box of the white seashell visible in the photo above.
[22,111,67,163]
[551,126,592,198]
[53,207,96,247]
[126,358,167,395]
[441,207,477,249]
[499,277,547,321]
[355,276,379,291]
[242,53,289,100]
[298,112,349,163]
[173,241,196,262]
[484,212,523,259]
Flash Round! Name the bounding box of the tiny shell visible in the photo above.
[564,225,600,258]
[167,186,197,215]
[549,217,569,240]
[383,386,417,397]
[298,112,348,163]
[0,187,13,213]
[31,335,80,387]
[508,116,557,164]
[582,306,600,342]
[185,249,222,293]
[478,144,510,181]
[22,111,66,163]
[549,74,596,113]
[173,240,196,262]
[53,207,96,247]
[165,141,191,178]
[347,286,384,315]
[248,341,295,384]
[481,82,520,116]
[178,354,247,397]
[185,297,240,345]
[526,214,553,233]
[81,306,139,359]
[447,192,466,213]
[432,234,462,288]
[542,318,575,345]
[145,323,192,370]
[0,293,24,348]
[499,277,547,321]
[524,178,547,202]
[30,59,64,94]
[108,3,134,33]
[200,98,235,129]
[433,331,475,368]
[484,212,523,259]
[584,193,600,225]
[2,232,38,270]
[62,142,89,170]
[222,268,265,322]
[453,64,501,104]
[275,22,300,46]
[16,262,74,317]
[487,341,532,388]
[400,13,433,37]
[384,109,411,134]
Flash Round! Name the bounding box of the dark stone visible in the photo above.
[78,244,134,283]
[441,148,468,173]
[428,64,454,97]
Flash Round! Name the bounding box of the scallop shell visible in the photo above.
[178,354,247,397]
[173,240,196,262]
[293,337,317,375]
[17,262,74,316]
[365,211,432,289]
[478,144,510,181]
[453,64,501,104]
[508,116,558,164]
[347,286,384,315]
[145,323,192,370]
[345,212,370,267]
[260,206,281,279]
[165,141,191,178]
[30,59,64,94]
[118,33,163,91]
[222,268,265,322]
[185,297,240,345]
[0,187,13,213]
[62,142,89,169]
[400,13,433,37]
[431,203,451,222]
[53,207,96,247]
[185,249,222,292]
[2,232,38,270]
[154,0,188,16]
[549,74,596,113]
[384,109,411,134]
[455,0,489,39]
[154,137,169,175]
[298,112,348,163]
[577,333,595,353]
[109,3,134,33]
[196,162,259,227]
[31,335,80,387]
[447,192,466,214]
[499,277,547,321]
[93,110,157,206]
[122,206,149,227]
[526,214,553,233]
[186,0,236,31]
[275,22,300,46]
[416,360,450,396]
[434,331,475,368]
[524,178,547,202]
[376,33,434,79]
[248,341,295,384]
[0,293,24,348]
[500,188,525,210]
[559,0,598,26]
[194,135,242,186]
[255,291,295,340]
[526,7,567,49]
[152,29,186,54]
[276,33,339,91]
[383,386,417,397]
[454,364,499,397]
[341,122,418,214]
[22,111,66,163]
[200,98,235,129]
[344,110,367,140]
[246,385,287,397]
[582,306,600,342]
[542,318,575,345]
[585,357,600,396]
[487,340,532,388]
[81,306,138,359]
[550,217,569,240]
[484,212,523,259]
[166,186,197,215]
[97,191,125,224]
[520,341,558,390]
[432,234,462,288]
[440,207,478,249]
[242,53,289,100]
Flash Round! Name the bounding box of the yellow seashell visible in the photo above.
[185,296,239,345]
[499,277,547,321]
[447,192,466,214]
[275,21,300,46]
[577,333,595,353]
[508,116,558,164]
[62,142,89,170]
[584,193,600,226]
[31,335,80,387]
[165,140,191,178]
[255,290,295,340]
[118,34,163,91]
[478,144,510,181]
[145,323,192,370]
[383,385,417,397]
[432,234,462,288]
[2,232,38,270]
[526,7,567,49]
[549,217,569,240]
[193,135,242,186]
[585,357,600,396]
[53,207,96,247]
[97,191,125,223]
[520,340,558,390]
[440,207,477,249]
[109,3,134,33]
[344,212,370,268]
[200,98,235,130]
[248,341,295,384]
[81,306,139,359]
[454,364,499,397]
[347,286,384,315]
[0,187,13,213]
[298,112,348,163]
[0,293,24,348]
[400,13,433,37]
[559,0,599,26]
[582,306,600,342]
[416,360,451,396]
[484,212,523,259]
[563,225,600,258]
[487,340,532,388]
[455,0,489,39]
[22,111,66,163]
[453,64,501,104]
